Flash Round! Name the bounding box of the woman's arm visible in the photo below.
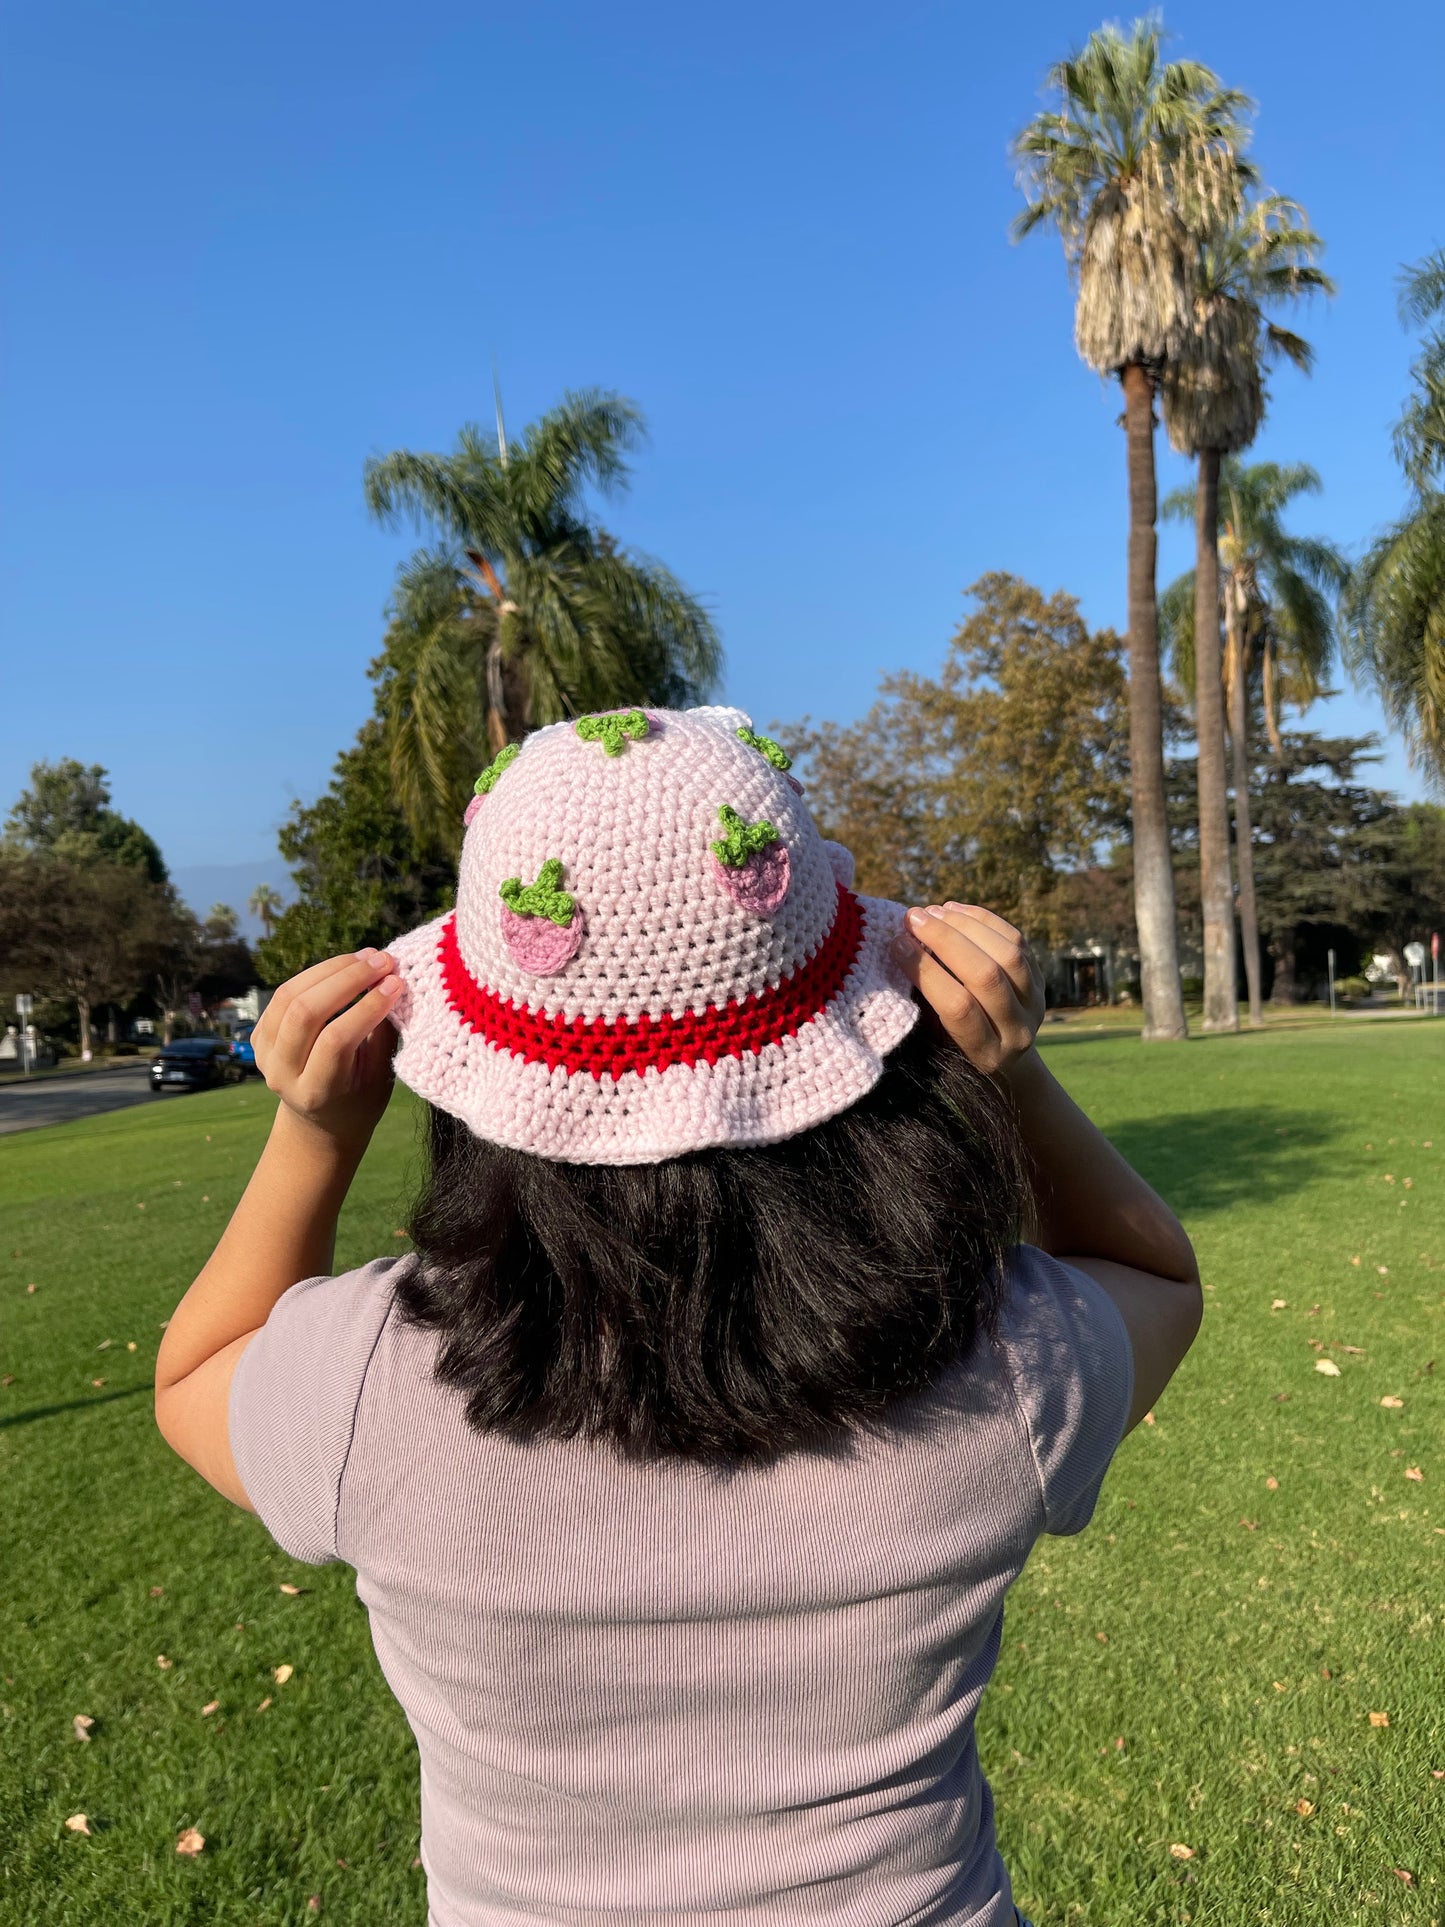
[892,902,1202,1431]
[154,949,402,1505]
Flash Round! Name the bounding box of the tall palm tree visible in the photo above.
[365,390,722,835]
[1013,20,1251,1041]
[1161,194,1332,1031]
[1343,250,1445,785]
[248,883,283,941]
[1163,460,1348,1017]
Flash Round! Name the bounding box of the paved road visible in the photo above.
[0,1064,164,1136]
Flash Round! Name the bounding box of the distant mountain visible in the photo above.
[171,860,293,941]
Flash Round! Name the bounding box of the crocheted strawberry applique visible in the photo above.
[498,859,583,974]
[576,708,650,756]
[736,724,803,793]
[709,805,791,915]
[464,743,520,826]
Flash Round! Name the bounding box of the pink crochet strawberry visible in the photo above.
[498,860,583,974]
[709,805,791,915]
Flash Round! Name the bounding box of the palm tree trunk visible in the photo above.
[1193,447,1238,1033]
[1224,579,1264,1028]
[485,632,509,755]
[1120,362,1188,1042]
[1262,635,1283,762]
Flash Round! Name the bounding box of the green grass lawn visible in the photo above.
[2,1023,1443,1925]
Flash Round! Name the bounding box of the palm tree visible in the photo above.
[1161,194,1333,1031]
[1163,460,1348,1017]
[364,390,722,840]
[1343,250,1445,785]
[248,883,283,941]
[1013,20,1251,1041]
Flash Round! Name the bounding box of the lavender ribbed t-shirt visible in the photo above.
[229,1244,1132,1927]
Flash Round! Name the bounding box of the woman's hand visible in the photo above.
[891,903,1045,1078]
[250,949,402,1148]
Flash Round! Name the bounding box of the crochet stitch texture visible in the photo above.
[386,705,918,1164]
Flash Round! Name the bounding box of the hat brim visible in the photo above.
[386,892,919,1166]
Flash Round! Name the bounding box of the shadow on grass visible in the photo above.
[0,1384,151,1430]
[1101,1108,1334,1218]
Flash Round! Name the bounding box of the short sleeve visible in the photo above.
[228,1257,403,1565]
[996,1246,1134,1536]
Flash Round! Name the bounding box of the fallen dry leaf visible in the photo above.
[273,1663,293,1684]
[64,1814,91,1835]
[1169,1843,1195,1860]
[1431,1768,1445,1779]
[73,1714,94,1742]
[156,1655,172,1670]
[279,1584,300,1596]
[175,1827,205,1857]
[1395,1868,1416,1887]
[91,1379,105,1388]
[1405,1466,1424,1482]
[26,1283,36,1294]
[1272,1297,1288,1308]
[1265,1476,1279,1490]
[1143,1411,1156,1425]
[1315,1359,1342,1377]
[1115,1736,1126,1750]
[1095,1630,1109,1643]
[1273,1680,1287,1692]
[126,1341,136,1352]
[1295,1798,1315,1816]
[150,1586,164,1597]
[1369,1711,1391,1727]
[1350,1256,1361,1267]
[308,1897,321,1913]
[256,1696,272,1712]
[1321,1667,1332,1679]
[96,1340,111,1352]
[1,1374,13,1387]
[1378,1265,1389,1276]
[1382,1395,1405,1408]
[200,1700,219,1716]
[1241,1518,1259,1530]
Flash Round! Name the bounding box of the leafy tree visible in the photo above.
[1247,733,1442,1002]
[1012,18,1251,1041]
[0,857,164,1058]
[1344,249,1445,785]
[363,390,722,846]
[256,719,456,983]
[248,883,284,939]
[784,575,1129,943]
[3,759,167,883]
[1161,192,1331,1032]
[1162,460,1348,1024]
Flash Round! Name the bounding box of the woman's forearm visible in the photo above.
[1002,1048,1198,1284]
[155,1108,366,1394]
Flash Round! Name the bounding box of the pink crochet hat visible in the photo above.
[385,705,918,1165]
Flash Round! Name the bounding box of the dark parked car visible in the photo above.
[150,1037,237,1093]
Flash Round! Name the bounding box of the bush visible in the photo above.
[1333,976,1372,1004]
[1180,975,1205,997]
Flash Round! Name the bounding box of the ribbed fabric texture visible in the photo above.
[229,1246,1132,1927]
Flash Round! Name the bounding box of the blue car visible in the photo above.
[229,1027,258,1075]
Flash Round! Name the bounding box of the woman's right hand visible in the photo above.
[890,903,1045,1079]
[251,949,403,1149]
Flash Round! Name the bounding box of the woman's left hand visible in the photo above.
[891,903,1045,1078]
[250,949,403,1148]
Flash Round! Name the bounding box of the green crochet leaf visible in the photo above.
[498,859,576,927]
[736,725,792,771]
[710,804,779,868]
[474,743,520,795]
[576,709,650,757]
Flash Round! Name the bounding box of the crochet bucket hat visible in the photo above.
[385,705,918,1165]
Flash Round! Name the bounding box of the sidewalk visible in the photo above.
[0,1056,152,1088]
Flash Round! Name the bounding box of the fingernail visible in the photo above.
[906,908,932,934]
[378,975,403,996]
[357,947,385,968]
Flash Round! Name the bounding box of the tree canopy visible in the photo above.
[3,759,168,883]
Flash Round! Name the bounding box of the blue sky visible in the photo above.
[3,0,1442,898]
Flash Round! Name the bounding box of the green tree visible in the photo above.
[363,390,722,845]
[3,759,167,883]
[1161,192,1332,1032]
[1162,459,1348,1024]
[1344,249,1445,785]
[247,883,284,940]
[256,719,457,983]
[784,575,1129,941]
[1012,18,1251,1041]
[0,857,164,1058]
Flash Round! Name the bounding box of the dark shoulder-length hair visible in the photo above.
[397,1023,1032,1468]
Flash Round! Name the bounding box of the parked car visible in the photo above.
[229,1025,259,1075]
[150,1037,237,1093]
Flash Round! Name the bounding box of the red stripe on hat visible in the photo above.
[439,883,865,1081]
